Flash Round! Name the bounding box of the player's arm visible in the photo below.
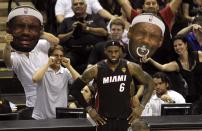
[129,62,154,108]
[127,62,154,124]
[70,65,106,125]
[70,65,97,108]
[131,85,144,108]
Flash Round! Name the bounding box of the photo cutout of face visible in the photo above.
[7,6,43,52]
[128,13,164,61]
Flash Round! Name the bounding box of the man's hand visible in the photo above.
[127,105,144,124]
[48,56,56,65]
[131,95,140,108]
[192,24,202,31]
[73,21,89,31]
[161,94,175,103]
[62,57,71,67]
[88,107,107,125]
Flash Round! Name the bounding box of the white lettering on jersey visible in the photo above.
[103,75,127,84]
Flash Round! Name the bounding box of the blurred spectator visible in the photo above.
[88,17,131,66]
[142,35,202,103]
[32,45,80,119]
[57,0,108,73]
[99,0,121,15]
[55,0,113,23]
[32,0,58,34]
[131,0,170,12]
[182,0,202,23]
[177,16,202,51]
[128,119,150,131]
[141,72,185,116]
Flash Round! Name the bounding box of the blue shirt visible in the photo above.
[186,32,202,51]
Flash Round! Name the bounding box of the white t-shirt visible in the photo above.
[32,66,73,120]
[11,39,50,107]
[141,90,186,116]
[55,0,103,18]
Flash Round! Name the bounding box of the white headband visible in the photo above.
[7,6,43,25]
[131,13,165,36]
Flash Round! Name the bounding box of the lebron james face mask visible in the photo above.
[128,13,164,60]
[7,6,43,52]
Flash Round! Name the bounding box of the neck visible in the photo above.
[107,59,120,71]
[179,50,188,61]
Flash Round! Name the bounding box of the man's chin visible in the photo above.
[11,43,36,52]
[109,59,119,64]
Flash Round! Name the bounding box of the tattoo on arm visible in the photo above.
[81,65,97,83]
[129,62,154,106]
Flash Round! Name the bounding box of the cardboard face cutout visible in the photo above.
[7,6,43,52]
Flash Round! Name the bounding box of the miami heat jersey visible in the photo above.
[95,59,132,119]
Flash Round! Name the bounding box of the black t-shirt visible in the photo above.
[57,14,107,48]
[176,52,202,99]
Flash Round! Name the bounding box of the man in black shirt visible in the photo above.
[57,0,108,73]
[70,40,154,131]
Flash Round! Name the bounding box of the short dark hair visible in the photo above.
[48,45,64,56]
[153,72,172,90]
[173,35,187,43]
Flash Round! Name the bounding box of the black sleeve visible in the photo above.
[91,14,107,29]
[69,78,89,108]
[57,18,74,35]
